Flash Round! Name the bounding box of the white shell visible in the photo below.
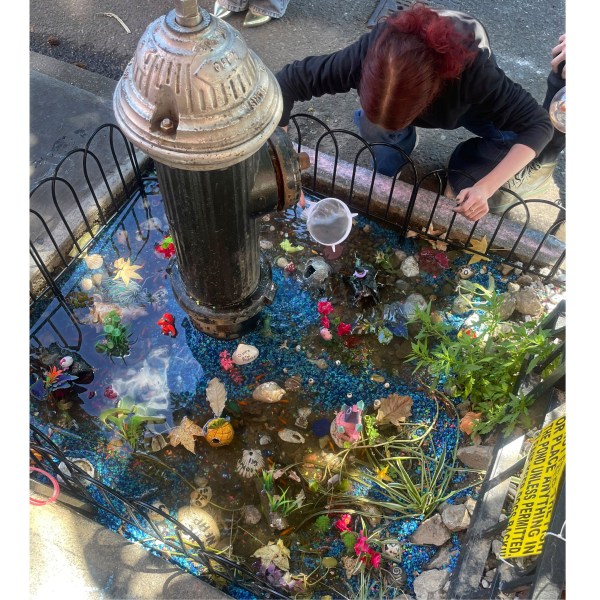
[57,458,94,486]
[80,278,93,291]
[59,356,74,369]
[91,273,103,287]
[459,266,476,280]
[190,486,212,508]
[278,428,306,444]
[232,344,259,365]
[236,449,265,478]
[259,435,272,446]
[252,381,286,403]
[85,254,104,270]
[176,505,220,545]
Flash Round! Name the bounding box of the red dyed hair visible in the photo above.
[360,5,478,131]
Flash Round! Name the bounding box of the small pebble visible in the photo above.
[346,393,353,398]
[384,382,390,388]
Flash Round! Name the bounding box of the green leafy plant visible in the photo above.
[99,397,166,450]
[363,414,380,445]
[266,487,301,517]
[408,276,559,434]
[95,310,133,361]
[261,469,275,494]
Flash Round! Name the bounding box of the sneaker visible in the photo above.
[488,160,557,213]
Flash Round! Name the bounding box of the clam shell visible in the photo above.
[278,428,305,444]
[85,254,104,270]
[232,343,259,365]
[91,273,103,287]
[252,381,286,403]
[80,278,93,291]
[176,505,220,545]
[236,449,265,478]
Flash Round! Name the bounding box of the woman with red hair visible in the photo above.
[276,5,554,221]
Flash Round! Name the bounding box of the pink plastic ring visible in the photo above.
[30,467,60,506]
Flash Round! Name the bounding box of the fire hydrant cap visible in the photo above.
[113,6,283,170]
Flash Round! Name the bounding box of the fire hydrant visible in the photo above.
[113,0,307,339]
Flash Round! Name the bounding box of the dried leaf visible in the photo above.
[113,258,144,286]
[252,539,290,571]
[459,412,482,435]
[464,236,492,265]
[374,394,413,427]
[168,417,203,454]
[206,377,227,417]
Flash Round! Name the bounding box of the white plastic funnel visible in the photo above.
[302,197,358,252]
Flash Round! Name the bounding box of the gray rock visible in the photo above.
[457,445,494,470]
[516,274,534,287]
[452,294,472,315]
[241,505,262,525]
[400,255,420,278]
[413,569,450,600]
[497,292,517,321]
[395,249,408,262]
[515,288,543,316]
[441,503,471,532]
[506,282,520,293]
[403,293,427,320]
[425,545,458,570]
[395,278,412,292]
[410,514,452,546]
[464,497,477,515]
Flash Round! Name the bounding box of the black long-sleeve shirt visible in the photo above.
[275,10,553,156]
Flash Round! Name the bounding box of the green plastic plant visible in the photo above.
[99,397,166,450]
[408,276,559,435]
[266,487,301,517]
[314,515,331,533]
[261,469,275,494]
[363,414,380,445]
[95,310,133,361]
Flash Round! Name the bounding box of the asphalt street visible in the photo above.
[30,0,566,200]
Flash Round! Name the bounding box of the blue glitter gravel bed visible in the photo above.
[29,175,522,598]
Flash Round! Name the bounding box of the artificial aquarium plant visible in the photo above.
[95,310,134,361]
[408,275,559,435]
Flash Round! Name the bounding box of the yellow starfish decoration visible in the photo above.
[168,417,204,454]
[464,236,492,265]
[375,465,393,482]
[113,257,143,286]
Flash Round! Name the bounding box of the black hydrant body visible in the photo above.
[113,1,303,339]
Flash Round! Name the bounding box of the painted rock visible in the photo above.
[252,381,286,403]
[190,486,212,508]
[236,449,265,478]
[278,428,306,444]
[176,505,220,545]
[232,343,259,365]
[202,417,234,448]
[458,266,475,279]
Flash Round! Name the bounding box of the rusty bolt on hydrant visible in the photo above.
[113,0,309,339]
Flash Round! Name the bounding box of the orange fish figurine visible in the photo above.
[157,313,177,337]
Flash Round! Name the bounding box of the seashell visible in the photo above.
[298,407,312,419]
[259,434,272,446]
[236,449,265,478]
[232,343,259,365]
[176,505,220,545]
[91,273,103,287]
[296,407,312,428]
[149,434,167,453]
[58,458,95,486]
[309,358,328,370]
[284,375,301,391]
[190,486,212,508]
[148,500,169,522]
[278,428,305,444]
[84,254,104,270]
[384,543,403,558]
[252,381,286,403]
[370,374,385,383]
[80,278,93,291]
[241,505,262,525]
[276,257,289,268]
[458,266,476,280]
[59,356,74,369]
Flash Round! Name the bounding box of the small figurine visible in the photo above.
[330,401,365,447]
[157,313,177,337]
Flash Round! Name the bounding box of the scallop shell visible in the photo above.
[91,273,103,287]
[232,343,259,365]
[236,449,265,478]
[176,505,220,545]
[252,381,286,403]
[190,486,212,508]
[85,254,104,270]
[278,428,306,444]
[80,278,93,291]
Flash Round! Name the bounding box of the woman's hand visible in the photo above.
[551,34,566,79]
[452,185,491,222]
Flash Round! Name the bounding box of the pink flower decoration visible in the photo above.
[354,534,370,556]
[320,328,333,341]
[320,316,330,329]
[337,322,352,336]
[368,548,381,569]
[334,514,352,532]
[317,301,334,316]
